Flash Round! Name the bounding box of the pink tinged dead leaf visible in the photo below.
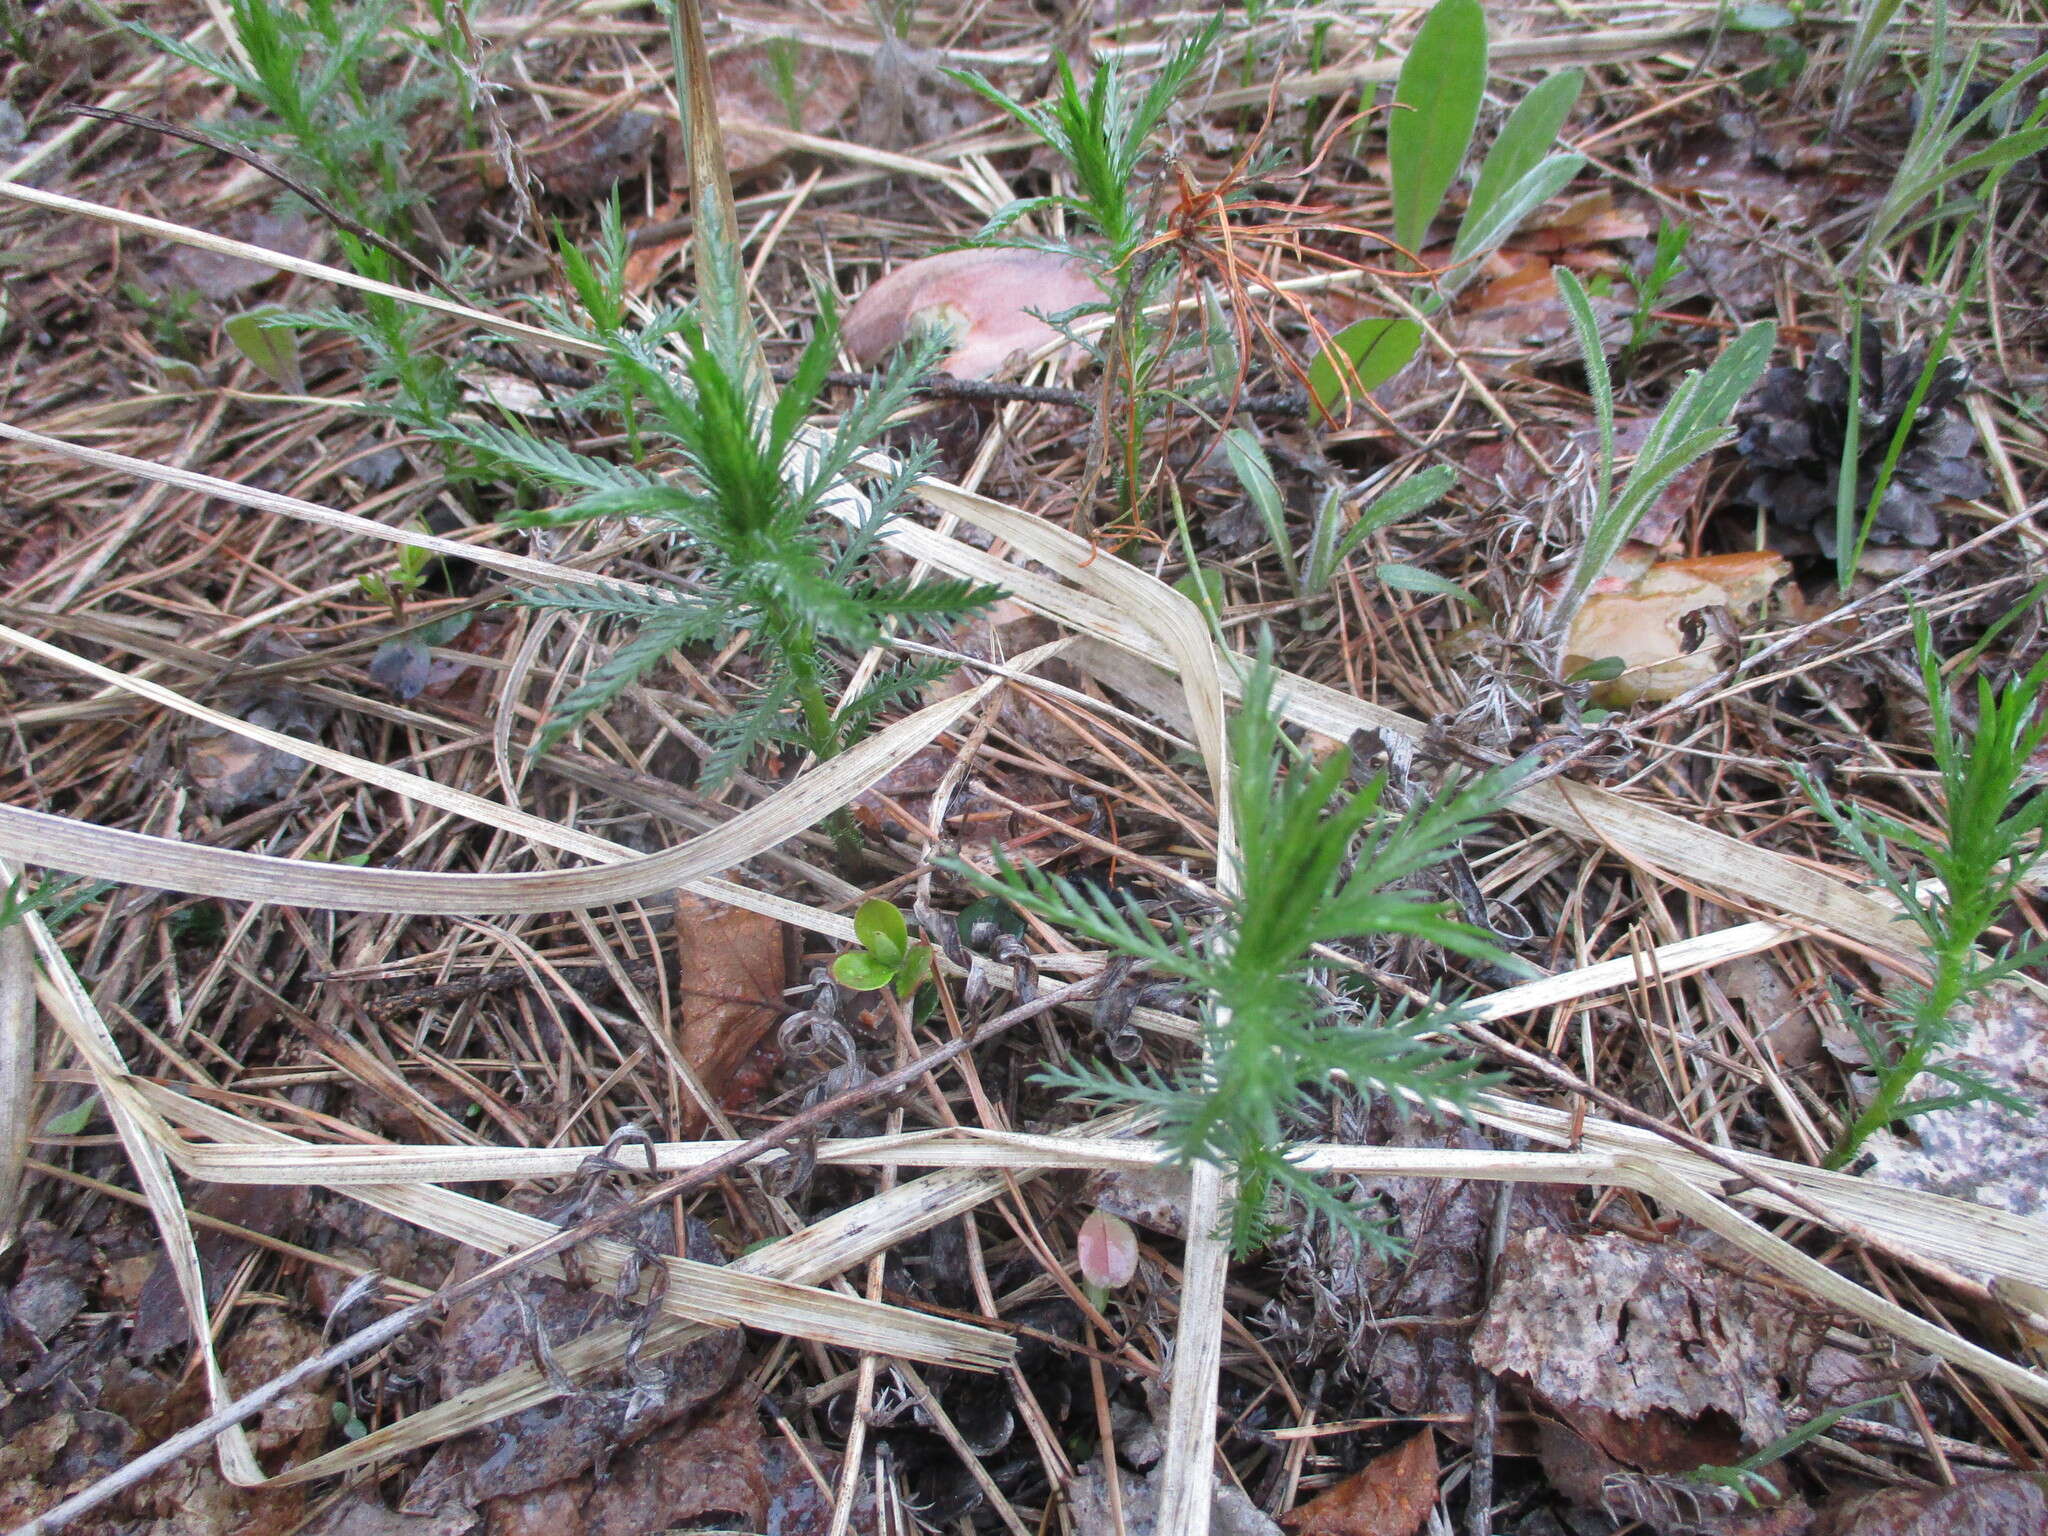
[1077,1209,1139,1291]
[842,249,1101,380]
[1564,550,1788,706]
[1813,1471,2048,1536]
[1281,1432,1438,1536]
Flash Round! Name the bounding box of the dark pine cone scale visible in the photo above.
[1735,323,1992,554]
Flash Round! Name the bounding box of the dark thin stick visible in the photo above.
[60,106,449,296]
[1465,1147,1517,1536]
[8,974,1103,1536]
[803,367,1309,418]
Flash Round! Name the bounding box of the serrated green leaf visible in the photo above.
[224,306,305,394]
[832,950,896,992]
[1307,318,1424,422]
[853,897,907,964]
[1389,0,1488,257]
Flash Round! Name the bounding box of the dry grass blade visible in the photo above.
[148,1089,1009,1371]
[0,681,1004,912]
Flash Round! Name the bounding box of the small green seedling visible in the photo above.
[1801,611,2047,1170]
[1553,266,1774,636]
[1620,219,1689,374]
[832,898,936,1003]
[1682,1395,1895,1507]
[358,527,435,616]
[0,870,110,933]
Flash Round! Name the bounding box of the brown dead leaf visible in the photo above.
[1474,1230,1819,1465]
[1564,551,1788,705]
[301,1492,478,1536]
[587,1386,770,1536]
[1282,1432,1438,1536]
[1813,1473,2048,1536]
[1266,1107,1575,1448]
[672,893,786,1137]
[219,1309,334,1462]
[621,194,685,295]
[0,1410,136,1530]
[843,249,1101,380]
[1539,1419,1812,1536]
[179,629,334,816]
[402,1204,741,1512]
[712,40,864,180]
[1863,984,2048,1256]
[1513,190,1654,251]
[525,111,665,203]
[474,1387,774,1536]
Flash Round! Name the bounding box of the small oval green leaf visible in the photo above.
[852,897,907,964]
[224,306,305,394]
[1566,656,1628,684]
[832,950,896,992]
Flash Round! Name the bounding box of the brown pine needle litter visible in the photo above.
[2,5,2045,1536]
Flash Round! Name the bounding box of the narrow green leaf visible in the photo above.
[1220,427,1295,585]
[1330,465,1456,567]
[1566,656,1627,684]
[1464,69,1582,242]
[1389,0,1488,257]
[43,1097,97,1136]
[1376,562,1482,609]
[224,306,305,394]
[1450,154,1584,274]
[1307,318,1424,422]
[1553,267,1615,520]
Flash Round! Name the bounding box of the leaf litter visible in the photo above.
[0,4,2045,1536]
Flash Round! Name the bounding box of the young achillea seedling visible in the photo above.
[1801,611,2047,1170]
[449,293,1000,797]
[965,660,1521,1254]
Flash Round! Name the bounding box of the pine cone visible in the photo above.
[1734,324,1991,554]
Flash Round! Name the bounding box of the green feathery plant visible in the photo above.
[1800,611,2046,1171]
[1619,218,1689,376]
[962,657,1521,1254]
[947,17,1223,523]
[443,190,1000,820]
[127,0,441,240]
[126,0,468,430]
